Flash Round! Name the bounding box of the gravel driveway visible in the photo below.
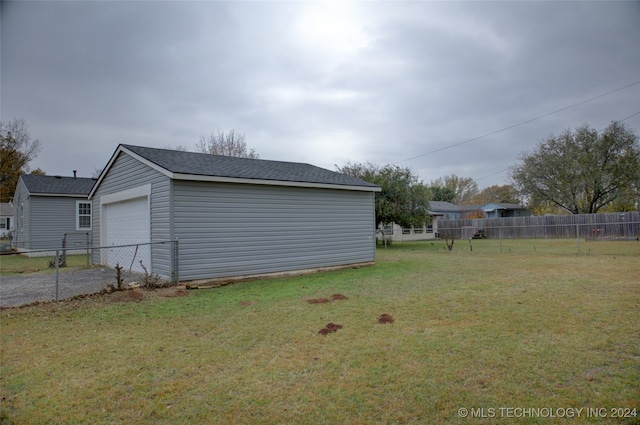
[0,266,143,308]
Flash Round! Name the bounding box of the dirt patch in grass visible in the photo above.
[319,322,343,335]
[377,313,394,324]
[104,286,189,303]
[307,294,349,304]
[109,289,146,303]
[240,301,254,306]
[306,298,331,304]
[3,285,190,310]
[156,287,189,298]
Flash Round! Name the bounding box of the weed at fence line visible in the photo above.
[445,238,454,251]
[138,260,173,289]
[47,255,66,268]
[115,263,124,290]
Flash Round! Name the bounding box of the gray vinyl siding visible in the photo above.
[12,178,31,249]
[28,197,88,249]
[11,178,89,250]
[173,180,376,281]
[91,152,172,277]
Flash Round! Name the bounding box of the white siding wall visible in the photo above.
[91,153,172,277]
[174,180,376,280]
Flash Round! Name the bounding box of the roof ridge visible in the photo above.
[20,173,96,195]
[119,144,380,189]
[121,144,319,167]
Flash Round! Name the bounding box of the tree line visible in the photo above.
[2,119,639,225]
[338,121,639,228]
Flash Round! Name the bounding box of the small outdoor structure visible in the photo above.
[12,174,96,251]
[89,144,381,281]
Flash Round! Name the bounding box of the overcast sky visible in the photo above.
[2,1,639,189]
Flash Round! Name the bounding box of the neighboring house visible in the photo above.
[89,144,381,281]
[377,201,532,242]
[12,174,96,251]
[428,201,480,221]
[0,203,14,238]
[480,203,531,218]
[377,201,477,242]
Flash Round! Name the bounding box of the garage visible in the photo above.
[101,186,151,273]
[90,145,380,281]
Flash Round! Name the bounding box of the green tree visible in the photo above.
[337,162,430,228]
[427,185,456,202]
[1,118,42,202]
[510,122,640,214]
[429,174,478,204]
[195,129,258,159]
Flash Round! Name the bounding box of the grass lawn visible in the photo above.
[1,240,639,424]
[0,254,91,276]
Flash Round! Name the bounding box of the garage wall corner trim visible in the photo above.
[100,184,152,206]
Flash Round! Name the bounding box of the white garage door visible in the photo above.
[104,196,150,273]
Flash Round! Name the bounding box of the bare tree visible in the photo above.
[195,129,259,159]
[1,118,43,202]
[430,174,479,205]
[469,184,521,205]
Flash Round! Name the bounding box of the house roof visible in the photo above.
[19,174,96,197]
[91,144,381,196]
[0,203,14,216]
[428,201,481,213]
[428,201,462,212]
[482,203,527,211]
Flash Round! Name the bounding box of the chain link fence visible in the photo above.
[0,240,178,308]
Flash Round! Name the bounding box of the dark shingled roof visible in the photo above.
[428,201,480,212]
[484,203,528,210]
[122,144,380,189]
[20,174,96,196]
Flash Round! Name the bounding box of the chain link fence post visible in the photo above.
[174,239,179,285]
[55,249,60,302]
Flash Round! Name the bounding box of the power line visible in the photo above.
[598,111,640,132]
[473,110,640,183]
[393,80,640,165]
[475,168,510,182]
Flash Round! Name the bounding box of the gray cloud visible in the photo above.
[2,1,639,188]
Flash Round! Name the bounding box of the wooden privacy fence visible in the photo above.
[438,212,640,240]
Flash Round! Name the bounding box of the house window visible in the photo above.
[0,219,5,229]
[77,201,91,230]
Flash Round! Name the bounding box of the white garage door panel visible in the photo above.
[104,197,150,273]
